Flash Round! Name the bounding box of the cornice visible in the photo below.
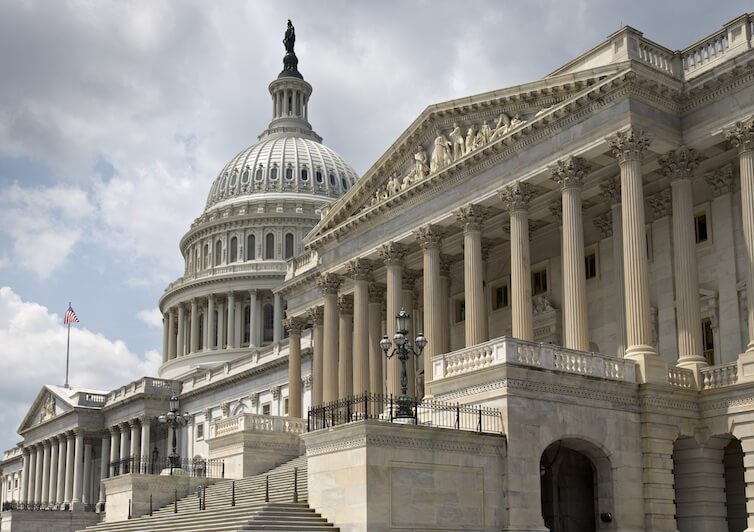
[160,270,286,307]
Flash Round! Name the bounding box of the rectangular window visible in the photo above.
[284,398,289,416]
[532,269,548,296]
[702,318,715,365]
[455,299,466,323]
[196,423,204,440]
[262,404,271,416]
[695,213,708,243]
[585,251,597,279]
[492,284,509,311]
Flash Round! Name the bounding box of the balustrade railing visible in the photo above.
[210,413,308,438]
[667,367,696,390]
[108,455,224,478]
[701,362,738,390]
[307,393,503,434]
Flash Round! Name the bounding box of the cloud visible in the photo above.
[136,307,163,329]
[0,286,161,449]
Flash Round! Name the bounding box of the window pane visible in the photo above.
[266,234,275,259]
[285,233,294,259]
[247,235,255,260]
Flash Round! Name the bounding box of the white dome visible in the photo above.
[205,136,359,212]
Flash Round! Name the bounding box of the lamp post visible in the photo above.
[380,308,427,418]
[158,395,191,471]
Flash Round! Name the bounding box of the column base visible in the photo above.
[625,347,667,384]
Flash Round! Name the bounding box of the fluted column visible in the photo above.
[217,300,226,349]
[109,427,119,477]
[552,156,590,351]
[190,298,199,354]
[380,242,407,397]
[81,441,92,504]
[600,177,627,357]
[207,295,216,350]
[71,430,84,506]
[284,317,307,418]
[308,307,324,405]
[608,129,659,368]
[402,271,418,397]
[98,432,109,507]
[456,204,488,346]
[249,290,259,347]
[368,284,385,395]
[273,293,283,343]
[338,294,354,399]
[168,309,177,360]
[227,292,236,349]
[33,444,43,504]
[660,146,706,368]
[317,273,342,403]
[48,438,58,506]
[347,259,372,395]
[140,418,151,473]
[726,118,754,354]
[176,305,186,357]
[40,440,50,506]
[64,432,74,505]
[162,314,169,363]
[20,448,30,504]
[416,226,443,396]
[119,423,130,469]
[500,183,535,341]
[55,435,66,506]
[130,420,140,463]
[26,445,36,504]
[439,255,452,355]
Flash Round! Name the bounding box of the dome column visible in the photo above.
[227,292,236,349]
[177,305,185,357]
[190,298,199,354]
[249,290,259,347]
[273,293,283,343]
[217,299,226,349]
[168,309,177,360]
[161,314,168,363]
[207,295,216,350]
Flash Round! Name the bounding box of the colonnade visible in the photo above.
[162,290,284,363]
[285,123,754,408]
[272,87,309,120]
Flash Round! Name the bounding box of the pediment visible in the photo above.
[307,64,633,245]
[17,385,74,433]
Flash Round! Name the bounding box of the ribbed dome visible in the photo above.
[204,136,359,212]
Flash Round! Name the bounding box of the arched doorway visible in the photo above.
[540,439,613,532]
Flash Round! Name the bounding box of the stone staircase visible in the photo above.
[79,456,339,531]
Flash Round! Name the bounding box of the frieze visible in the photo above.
[305,432,505,457]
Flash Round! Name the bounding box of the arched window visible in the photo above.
[230,172,237,187]
[284,233,294,259]
[247,234,255,260]
[301,169,308,181]
[214,240,222,266]
[286,167,293,179]
[329,173,336,186]
[230,237,238,262]
[265,233,275,259]
[315,170,323,183]
[263,304,274,342]
[255,167,263,181]
[270,167,278,180]
[203,244,209,268]
[341,178,348,190]
[242,169,249,183]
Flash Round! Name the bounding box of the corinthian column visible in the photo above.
[416,225,444,396]
[20,448,29,504]
[190,298,199,354]
[456,204,489,346]
[162,314,169,363]
[552,156,590,351]
[71,430,84,508]
[347,259,373,395]
[500,182,535,341]
[168,309,177,360]
[284,316,307,418]
[368,284,385,395]
[379,242,407,397]
[177,304,185,357]
[338,294,354,399]
[608,128,663,381]
[317,273,342,403]
[40,441,50,506]
[726,118,754,355]
[227,292,236,349]
[34,444,42,504]
[660,146,706,368]
[402,271,419,397]
[97,432,109,509]
[64,432,74,505]
[48,438,58,506]
[207,295,216,350]
[308,307,324,405]
[273,293,283,343]
[600,176,626,357]
[55,435,66,506]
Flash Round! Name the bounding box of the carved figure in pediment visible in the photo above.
[430,130,452,173]
[386,173,401,197]
[535,105,553,117]
[490,113,511,141]
[449,123,465,160]
[481,120,493,145]
[402,168,416,190]
[413,148,429,181]
[465,127,476,155]
[40,393,56,422]
[509,113,525,130]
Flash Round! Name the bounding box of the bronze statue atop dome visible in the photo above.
[279,19,302,79]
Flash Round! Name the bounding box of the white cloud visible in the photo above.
[0,286,160,449]
[136,307,163,328]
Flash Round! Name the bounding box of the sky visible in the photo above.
[0,0,750,452]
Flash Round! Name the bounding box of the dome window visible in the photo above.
[230,237,238,262]
[329,174,336,186]
[247,234,255,260]
[286,167,293,180]
[265,234,275,259]
[301,169,308,181]
[221,176,227,190]
[242,169,249,183]
[255,168,264,181]
[270,167,278,180]
[284,233,294,259]
[341,178,348,190]
[230,173,237,187]
[214,240,222,266]
[316,170,323,183]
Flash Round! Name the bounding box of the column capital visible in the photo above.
[338,293,354,315]
[599,175,621,204]
[378,242,407,266]
[283,316,308,334]
[551,155,591,188]
[208,293,216,302]
[128,418,141,428]
[118,421,130,432]
[345,258,375,281]
[302,374,312,390]
[454,203,488,232]
[368,283,386,305]
[307,305,324,325]
[65,430,75,441]
[593,211,613,239]
[705,164,735,197]
[42,439,51,449]
[647,188,672,219]
[414,224,445,251]
[316,272,342,295]
[658,145,699,181]
[499,181,535,212]
[402,269,421,291]
[548,200,562,223]
[607,127,652,164]
[107,425,119,435]
[724,116,754,155]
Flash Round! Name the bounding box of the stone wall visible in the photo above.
[0,510,100,532]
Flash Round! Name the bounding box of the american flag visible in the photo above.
[64,304,80,325]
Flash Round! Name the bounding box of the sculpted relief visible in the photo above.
[39,392,56,423]
[369,111,531,207]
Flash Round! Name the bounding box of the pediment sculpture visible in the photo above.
[39,392,56,423]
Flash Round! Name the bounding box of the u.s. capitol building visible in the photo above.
[2,13,754,532]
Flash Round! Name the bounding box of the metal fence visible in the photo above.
[108,455,224,478]
[307,393,503,434]
[1,501,96,512]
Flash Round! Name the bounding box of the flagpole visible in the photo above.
[65,302,71,389]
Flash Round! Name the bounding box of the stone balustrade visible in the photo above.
[432,336,636,383]
[285,249,319,280]
[701,362,738,390]
[667,366,696,389]
[209,413,307,439]
[105,377,180,406]
[165,261,287,292]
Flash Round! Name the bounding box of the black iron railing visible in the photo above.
[1,501,96,512]
[307,393,503,434]
[108,455,224,478]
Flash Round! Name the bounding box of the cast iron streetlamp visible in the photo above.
[158,395,191,470]
[380,308,427,418]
